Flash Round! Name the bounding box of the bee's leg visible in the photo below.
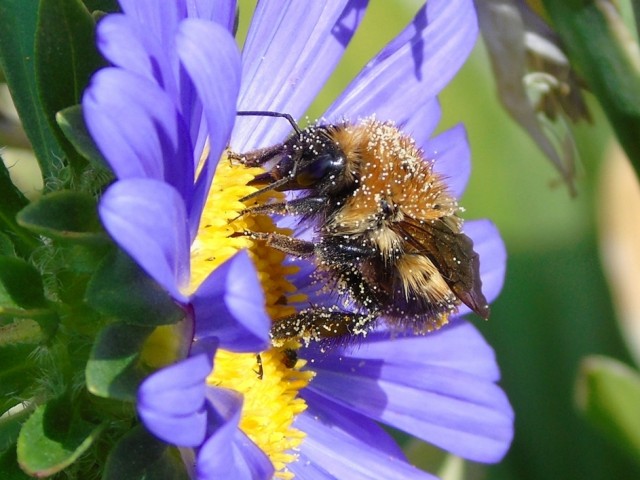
[271,307,379,341]
[316,236,377,263]
[228,144,285,167]
[239,231,315,257]
[281,348,298,368]
[235,227,375,261]
[239,196,328,217]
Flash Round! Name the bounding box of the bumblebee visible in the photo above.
[231,111,489,343]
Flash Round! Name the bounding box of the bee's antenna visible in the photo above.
[236,110,302,136]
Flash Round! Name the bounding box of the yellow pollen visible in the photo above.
[207,345,313,478]
[191,154,313,477]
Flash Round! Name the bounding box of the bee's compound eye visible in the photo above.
[296,153,345,186]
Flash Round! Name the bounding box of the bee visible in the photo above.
[231,111,489,343]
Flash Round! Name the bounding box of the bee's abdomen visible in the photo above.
[360,255,459,329]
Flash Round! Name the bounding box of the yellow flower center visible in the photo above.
[191,155,314,478]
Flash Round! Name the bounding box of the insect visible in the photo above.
[255,354,264,380]
[231,111,489,343]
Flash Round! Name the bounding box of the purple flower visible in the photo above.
[83,1,270,349]
[82,0,513,478]
[82,0,273,476]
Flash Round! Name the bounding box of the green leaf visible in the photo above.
[0,309,57,344]
[0,0,60,181]
[576,355,640,465]
[86,323,154,401]
[16,395,104,477]
[103,425,188,480]
[0,257,46,309]
[0,404,34,454]
[83,0,119,14]
[57,105,111,171]
[0,232,17,257]
[35,0,107,183]
[86,250,184,326]
[0,157,39,258]
[0,319,44,346]
[0,445,32,480]
[542,1,640,178]
[16,191,108,245]
[0,344,38,415]
[0,153,28,211]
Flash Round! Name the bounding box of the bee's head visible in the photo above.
[248,126,349,193]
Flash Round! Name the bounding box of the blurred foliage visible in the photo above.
[576,355,640,465]
[542,0,640,182]
[446,9,640,480]
[0,1,179,477]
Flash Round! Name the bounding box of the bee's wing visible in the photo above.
[395,217,490,319]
